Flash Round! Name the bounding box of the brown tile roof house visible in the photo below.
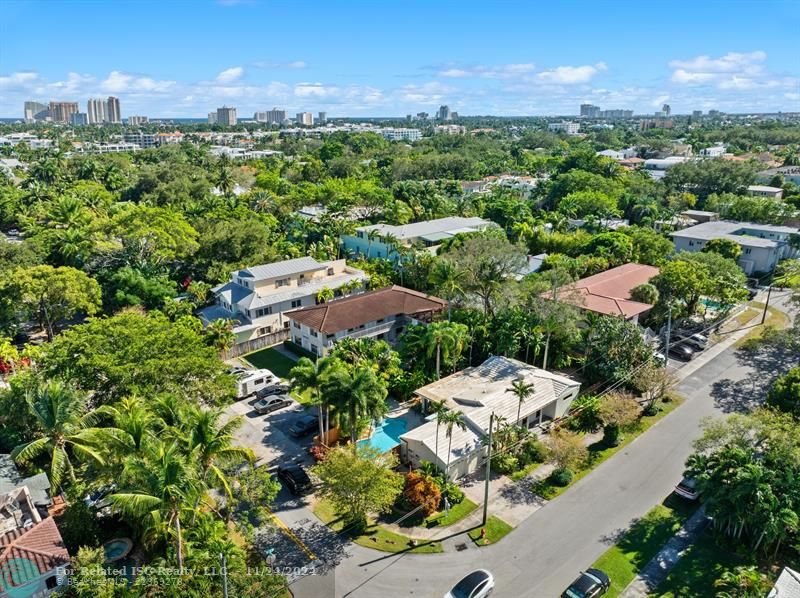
[0,517,69,593]
[548,263,660,321]
[286,285,447,334]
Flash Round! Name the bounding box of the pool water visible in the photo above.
[104,538,133,561]
[358,417,407,453]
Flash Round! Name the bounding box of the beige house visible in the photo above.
[400,356,581,480]
[199,257,367,353]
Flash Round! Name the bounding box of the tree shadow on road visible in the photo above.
[499,478,548,507]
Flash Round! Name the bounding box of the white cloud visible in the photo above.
[294,82,338,97]
[0,71,39,88]
[536,63,607,84]
[437,63,535,79]
[100,70,175,93]
[652,94,670,107]
[666,51,793,90]
[669,51,766,75]
[216,66,244,83]
[286,61,307,69]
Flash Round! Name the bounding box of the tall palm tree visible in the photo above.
[182,407,254,499]
[95,396,157,456]
[425,322,459,380]
[428,260,466,320]
[430,400,448,473]
[11,382,107,491]
[507,378,536,427]
[290,357,338,445]
[441,410,467,481]
[108,441,199,570]
[325,367,388,446]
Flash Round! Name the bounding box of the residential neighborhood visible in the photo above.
[1,3,800,597]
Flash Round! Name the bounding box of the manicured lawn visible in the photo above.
[651,529,748,597]
[733,301,791,348]
[423,498,478,528]
[313,499,443,554]
[590,497,698,597]
[244,347,297,379]
[467,515,514,546]
[532,395,684,501]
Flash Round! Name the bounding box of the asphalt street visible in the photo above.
[278,291,797,598]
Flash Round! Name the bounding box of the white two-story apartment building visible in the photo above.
[285,285,447,357]
[671,221,800,275]
[199,257,367,354]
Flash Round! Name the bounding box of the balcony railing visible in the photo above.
[326,321,394,346]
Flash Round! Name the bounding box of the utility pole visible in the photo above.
[219,552,229,598]
[664,304,672,364]
[761,284,772,325]
[482,412,494,526]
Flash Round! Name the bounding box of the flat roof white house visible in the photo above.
[341,216,494,262]
[198,257,367,356]
[670,221,800,275]
[747,185,783,199]
[400,356,581,480]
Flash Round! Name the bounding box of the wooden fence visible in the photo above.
[222,329,289,360]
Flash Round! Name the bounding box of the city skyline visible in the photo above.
[1,0,799,118]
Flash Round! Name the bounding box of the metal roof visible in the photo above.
[237,256,325,281]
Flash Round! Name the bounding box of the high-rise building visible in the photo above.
[436,105,451,121]
[692,110,703,118]
[107,96,121,123]
[450,111,459,119]
[317,111,327,125]
[216,106,237,126]
[70,112,89,126]
[296,112,313,126]
[24,101,49,122]
[662,104,671,117]
[48,101,79,123]
[580,103,600,117]
[87,98,108,124]
[416,112,429,120]
[127,115,149,126]
[254,108,286,124]
[208,111,218,124]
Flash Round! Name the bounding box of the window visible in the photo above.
[326,334,335,340]
[254,378,264,385]
[299,274,305,280]
[45,576,58,590]
[293,321,301,329]
[357,231,364,239]
[294,336,302,344]
[744,248,752,255]
[255,307,272,317]
[310,344,318,353]
[376,318,384,323]
[310,330,318,338]
[283,321,290,329]
[688,240,694,247]
[327,267,334,276]
[275,278,290,288]
[290,299,302,308]
[257,326,271,336]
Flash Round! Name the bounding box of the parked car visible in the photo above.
[445,569,495,598]
[652,351,667,365]
[277,464,312,495]
[674,476,700,501]
[683,333,708,351]
[562,568,610,598]
[667,344,695,361]
[253,394,293,414]
[289,414,319,437]
[234,369,278,399]
[256,383,291,398]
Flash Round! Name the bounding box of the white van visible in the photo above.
[233,368,278,399]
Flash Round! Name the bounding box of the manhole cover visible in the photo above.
[455,543,468,551]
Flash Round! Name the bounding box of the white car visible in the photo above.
[445,569,495,598]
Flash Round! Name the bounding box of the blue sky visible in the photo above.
[1,0,799,118]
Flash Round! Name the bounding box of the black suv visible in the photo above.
[288,414,319,437]
[562,568,610,598]
[277,464,312,495]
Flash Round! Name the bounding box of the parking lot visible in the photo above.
[224,395,318,468]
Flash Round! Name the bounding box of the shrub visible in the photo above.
[598,391,641,447]
[550,468,573,486]
[519,437,548,465]
[309,444,329,461]
[568,395,602,432]
[440,482,465,507]
[403,471,441,516]
[491,453,519,475]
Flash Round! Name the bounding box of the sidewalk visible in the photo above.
[619,506,708,598]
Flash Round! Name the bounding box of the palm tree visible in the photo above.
[430,400,448,473]
[440,410,467,481]
[366,228,380,259]
[316,286,335,304]
[428,260,466,320]
[205,319,236,352]
[11,382,108,491]
[95,396,157,456]
[325,367,388,446]
[290,357,338,445]
[507,378,536,427]
[425,322,459,380]
[108,441,200,570]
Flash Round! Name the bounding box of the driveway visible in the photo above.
[225,397,317,466]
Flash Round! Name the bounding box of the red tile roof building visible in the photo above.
[547,263,660,322]
[0,517,69,595]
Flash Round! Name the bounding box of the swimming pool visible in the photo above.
[357,417,408,453]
